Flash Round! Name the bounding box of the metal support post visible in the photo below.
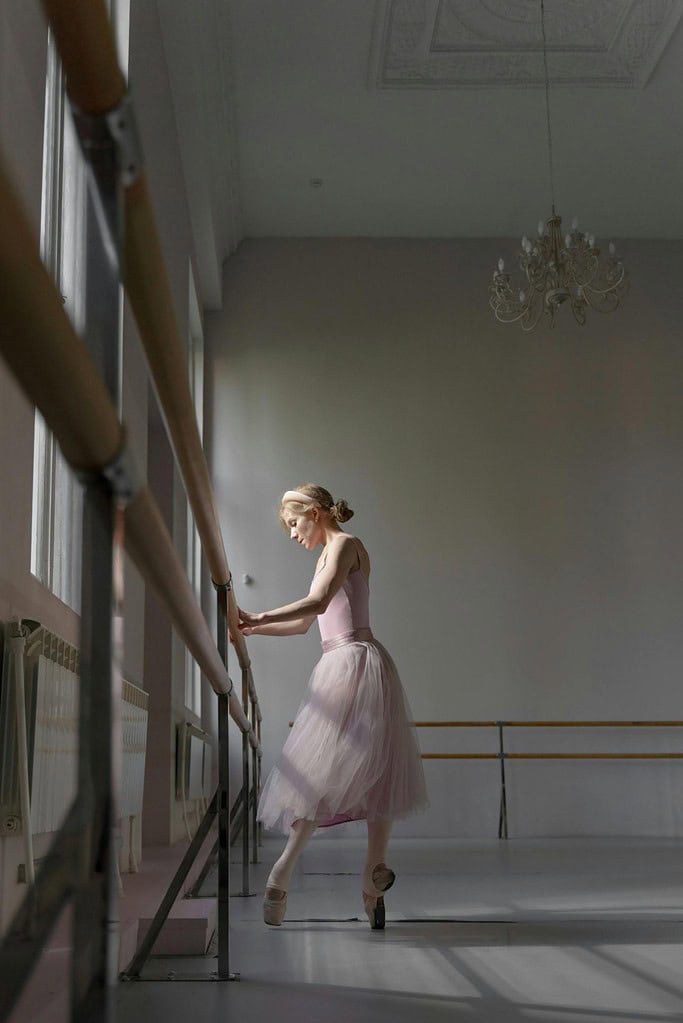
[257,720,263,848]
[215,585,238,979]
[71,483,121,1023]
[240,667,252,895]
[250,698,258,865]
[69,91,135,1023]
[497,722,509,840]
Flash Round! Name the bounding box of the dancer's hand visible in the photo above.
[238,607,262,635]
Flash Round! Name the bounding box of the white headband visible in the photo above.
[281,489,318,506]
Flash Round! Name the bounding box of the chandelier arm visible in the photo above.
[582,266,627,298]
[521,301,545,332]
[490,275,547,328]
[490,295,529,324]
[581,286,621,314]
[490,291,536,325]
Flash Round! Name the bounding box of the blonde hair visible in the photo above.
[279,483,354,530]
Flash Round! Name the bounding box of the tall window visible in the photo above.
[31,3,130,611]
[185,265,204,715]
[31,33,87,611]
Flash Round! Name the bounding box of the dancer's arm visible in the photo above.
[240,615,314,637]
[238,535,357,627]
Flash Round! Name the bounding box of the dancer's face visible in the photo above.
[286,509,320,550]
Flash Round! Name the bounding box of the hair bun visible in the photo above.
[332,499,354,523]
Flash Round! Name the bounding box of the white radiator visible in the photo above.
[120,679,149,820]
[0,622,149,837]
[30,651,79,834]
[202,742,213,800]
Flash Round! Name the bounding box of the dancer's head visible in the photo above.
[279,484,354,549]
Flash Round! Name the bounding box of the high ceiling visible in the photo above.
[159,0,683,305]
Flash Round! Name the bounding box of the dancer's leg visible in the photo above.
[363,818,393,894]
[267,818,317,892]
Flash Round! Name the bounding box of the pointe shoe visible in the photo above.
[362,892,386,930]
[263,886,287,926]
[362,863,396,930]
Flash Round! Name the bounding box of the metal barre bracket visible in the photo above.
[213,574,233,592]
[70,92,143,188]
[76,436,142,504]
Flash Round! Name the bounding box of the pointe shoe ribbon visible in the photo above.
[363,862,395,897]
[263,886,287,926]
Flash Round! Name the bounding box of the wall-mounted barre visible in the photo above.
[410,719,683,840]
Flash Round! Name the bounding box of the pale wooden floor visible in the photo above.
[116,835,683,1023]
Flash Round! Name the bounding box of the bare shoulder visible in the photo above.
[315,535,352,571]
[344,533,371,576]
[319,534,371,576]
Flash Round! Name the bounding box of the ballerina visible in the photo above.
[238,484,427,929]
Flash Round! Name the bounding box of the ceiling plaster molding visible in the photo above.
[368,0,683,89]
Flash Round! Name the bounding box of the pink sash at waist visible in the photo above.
[321,627,374,653]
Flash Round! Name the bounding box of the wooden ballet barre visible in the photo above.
[41,0,125,114]
[422,752,683,759]
[495,720,683,728]
[412,720,683,727]
[41,0,255,679]
[422,753,498,759]
[413,721,499,727]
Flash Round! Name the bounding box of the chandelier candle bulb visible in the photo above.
[572,216,578,230]
[498,258,505,271]
[537,220,545,236]
[609,242,616,256]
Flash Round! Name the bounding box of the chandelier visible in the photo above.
[489,0,628,331]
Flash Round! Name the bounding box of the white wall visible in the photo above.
[206,237,683,840]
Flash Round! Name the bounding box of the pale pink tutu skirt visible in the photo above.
[257,630,428,834]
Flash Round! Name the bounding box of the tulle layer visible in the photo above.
[257,638,428,834]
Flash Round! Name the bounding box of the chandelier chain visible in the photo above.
[540,0,556,215]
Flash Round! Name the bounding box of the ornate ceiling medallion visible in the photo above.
[369,0,683,89]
